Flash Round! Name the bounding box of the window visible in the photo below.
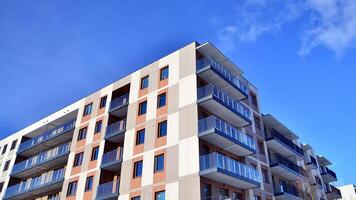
[94,120,102,133]
[132,197,141,200]
[48,194,60,200]
[2,144,7,154]
[91,146,99,161]
[133,160,143,178]
[232,192,243,200]
[3,160,10,171]
[160,66,169,80]
[99,96,107,108]
[250,92,258,107]
[262,168,269,184]
[157,93,166,108]
[85,176,93,192]
[258,140,265,155]
[254,115,261,130]
[155,190,165,200]
[138,101,147,116]
[0,182,4,193]
[73,152,84,167]
[67,181,78,196]
[157,120,167,138]
[77,127,87,141]
[154,154,164,172]
[202,184,212,200]
[10,140,17,150]
[136,129,145,145]
[83,103,93,116]
[141,76,149,89]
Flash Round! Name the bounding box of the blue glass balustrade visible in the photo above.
[275,182,301,197]
[270,153,305,176]
[102,148,123,166]
[266,129,304,157]
[109,94,129,111]
[105,120,126,138]
[96,180,120,199]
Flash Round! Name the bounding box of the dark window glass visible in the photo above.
[160,66,169,80]
[0,182,3,193]
[154,154,164,172]
[133,160,143,178]
[250,92,258,107]
[83,103,93,116]
[100,96,107,108]
[94,121,102,133]
[258,141,265,155]
[141,76,149,89]
[67,181,77,196]
[254,115,261,130]
[157,121,167,137]
[3,160,10,171]
[73,152,84,167]
[157,93,166,108]
[91,146,99,161]
[136,129,145,145]
[10,140,17,150]
[2,144,7,154]
[85,176,93,192]
[155,191,165,200]
[262,168,269,183]
[77,127,87,141]
[132,197,141,200]
[202,184,212,199]
[138,101,147,116]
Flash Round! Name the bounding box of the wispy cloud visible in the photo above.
[217,0,356,56]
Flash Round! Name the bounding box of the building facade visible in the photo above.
[0,42,342,200]
[338,184,356,200]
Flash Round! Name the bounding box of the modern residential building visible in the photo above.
[0,42,342,200]
[338,184,356,200]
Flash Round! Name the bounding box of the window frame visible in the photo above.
[91,146,99,161]
[73,152,84,167]
[83,103,93,116]
[157,93,166,108]
[77,127,87,141]
[3,160,10,171]
[67,181,78,196]
[155,190,166,200]
[10,140,17,150]
[85,176,94,192]
[99,96,107,109]
[136,129,145,145]
[160,66,169,81]
[138,101,147,116]
[2,144,7,154]
[94,120,102,134]
[140,76,149,89]
[157,120,167,138]
[133,160,143,178]
[154,154,165,172]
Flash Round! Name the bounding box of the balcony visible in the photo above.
[101,148,123,172]
[197,84,251,127]
[109,94,129,117]
[199,153,261,189]
[104,120,126,143]
[96,180,120,200]
[270,153,305,180]
[198,116,256,156]
[320,166,337,183]
[266,129,304,159]
[196,57,248,100]
[4,168,65,200]
[11,143,70,178]
[274,183,303,200]
[325,184,342,199]
[305,155,318,168]
[18,119,76,157]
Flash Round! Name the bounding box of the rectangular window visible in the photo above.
[254,115,261,130]
[99,96,107,108]
[138,101,147,116]
[133,160,143,178]
[0,182,3,193]
[73,152,84,167]
[77,127,87,141]
[250,92,258,107]
[94,120,102,133]
[2,144,7,154]
[85,176,93,192]
[67,181,78,196]
[10,140,17,150]
[132,197,141,200]
[157,120,167,138]
[160,66,169,80]
[157,93,166,108]
[136,129,145,145]
[258,140,265,155]
[91,146,99,161]
[262,168,269,183]
[155,190,165,200]
[3,160,10,171]
[83,103,93,116]
[140,76,149,89]
[154,154,164,172]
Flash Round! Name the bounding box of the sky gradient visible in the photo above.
[0,1,355,185]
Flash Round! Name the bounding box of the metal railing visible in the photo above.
[200,152,261,183]
[96,180,120,198]
[12,143,70,175]
[270,153,305,176]
[18,119,76,153]
[274,182,300,197]
[325,183,341,196]
[105,120,126,138]
[266,129,304,156]
[109,94,129,110]
[198,116,256,151]
[320,166,337,178]
[197,84,251,121]
[197,58,249,95]
[102,148,123,166]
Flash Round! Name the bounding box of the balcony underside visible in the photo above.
[4,179,63,200]
[196,66,247,100]
[275,192,302,200]
[322,173,337,183]
[101,160,122,172]
[198,128,255,156]
[11,153,69,179]
[197,97,251,127]
[266,139,303,160]
[104,129,125,143]
[96,193,119,200]
[109,103,128,118]
[326,192,342,199]
[18,130,73,157]
[270,164,304,181]
[200,168,260,189]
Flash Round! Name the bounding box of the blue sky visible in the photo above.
[0,0,355,184]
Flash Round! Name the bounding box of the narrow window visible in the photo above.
[132,197,141,200]
[154,154,164,172]
[160,66,169,80]
[94,120,102,133]
[67,181,78,196]
[2,144,7,154]
[85,176,93,192]
[262,168,269,183]
[133,160,143,178]
[10,140,17,150]
[157,93,166,108]
[73,152,84,167]
[136,129,145,145]
[140,76,149,89]
[138,101,147,116]
[157,120,167,138]
[254,115,261,130]
[91,146,99,161]
[77,127,87,141]
[83,103,93,116]
[250,92,258,107]
[155,190,165,200]
[99,96,107,108]
[0,182,4,193]
[258,140,265,155]
[3,160,10,171]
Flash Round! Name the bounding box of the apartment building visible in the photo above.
[338,184,356,200]
[0,42,342,200]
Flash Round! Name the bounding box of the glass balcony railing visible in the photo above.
[109,94,129,111]
[325,183,341,196]
[4,168,65,199]
[198,116,256,151]
[266,129,304,156]
[200,152,261,183]
[12,143,70,175]
[320,166,337,179]
[197,84,251,121]
[196,58,249,95]
[96,180,120,198]
[270,153,305,176]
[274,182,300,197]
[102,148,123,166]
[105,120,126,138]
[18,119,76,153]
